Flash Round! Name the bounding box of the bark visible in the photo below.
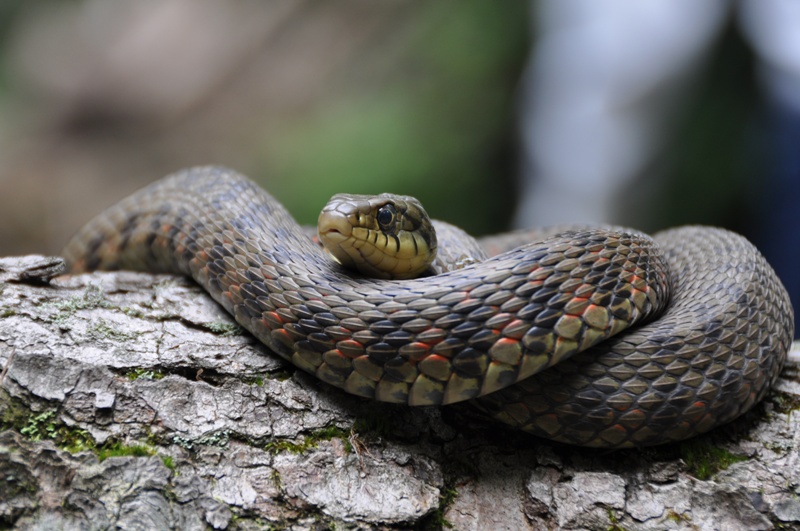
[1,255,799,531]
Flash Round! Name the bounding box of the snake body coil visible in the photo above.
[62,166,794,448]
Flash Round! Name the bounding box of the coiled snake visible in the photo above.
[62,166,794,448]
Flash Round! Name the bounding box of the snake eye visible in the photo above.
[376,204,396,230]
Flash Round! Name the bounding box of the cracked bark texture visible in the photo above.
[1,255,799,531]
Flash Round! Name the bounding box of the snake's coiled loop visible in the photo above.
[62,166,794,447]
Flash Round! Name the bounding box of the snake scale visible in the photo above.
[62,166,794,448]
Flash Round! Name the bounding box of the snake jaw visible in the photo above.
[318,210,353,241]
[318,204,359,271]
[318,203,396,279]
[318,192,438,279]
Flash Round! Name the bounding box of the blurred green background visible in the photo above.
[0,0,761,256]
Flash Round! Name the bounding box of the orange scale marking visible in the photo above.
[263,311,284,330]
[402,342,431,360]
[501,320,529,339]
[336,340,364,358]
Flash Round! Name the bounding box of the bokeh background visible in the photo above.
[0,1,796,331]
[0,1,528,254]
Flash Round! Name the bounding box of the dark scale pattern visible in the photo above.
[62,167,793,447]
[472,227,794,447]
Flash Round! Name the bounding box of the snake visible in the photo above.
[61,166,794,448]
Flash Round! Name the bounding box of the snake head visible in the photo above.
[318,193,438,279]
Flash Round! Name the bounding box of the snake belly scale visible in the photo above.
[62,166,794,448]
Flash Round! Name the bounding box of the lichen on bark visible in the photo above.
[1,255,799,530]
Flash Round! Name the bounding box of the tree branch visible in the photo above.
[1,255,798,530]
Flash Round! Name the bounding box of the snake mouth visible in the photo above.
[317,212,352,243]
